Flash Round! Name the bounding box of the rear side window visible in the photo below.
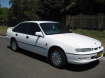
[13,23,25,33]
[13,22,41,35]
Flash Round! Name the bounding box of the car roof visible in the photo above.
[23,21,58,24]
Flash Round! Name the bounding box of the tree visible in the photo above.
[8,0,105,28]
[37,0,65,21]
[0,8,8,25]
[8,0,40,26]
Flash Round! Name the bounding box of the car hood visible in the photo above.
[47,33,101,48]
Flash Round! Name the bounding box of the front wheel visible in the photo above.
[49,48,67,68]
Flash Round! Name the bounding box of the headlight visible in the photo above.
[75,48,93,52]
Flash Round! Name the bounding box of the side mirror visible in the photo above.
[35,32,43,37]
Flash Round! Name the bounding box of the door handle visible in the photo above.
[26,36,29,39]
[16,34,18,36]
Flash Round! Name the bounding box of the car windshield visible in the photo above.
[40,23,70,35]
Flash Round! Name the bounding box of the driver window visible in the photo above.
[26,23,41,35]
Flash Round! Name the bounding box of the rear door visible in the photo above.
[12,23,28,49]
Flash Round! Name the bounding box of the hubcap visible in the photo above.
[51,51,62,66]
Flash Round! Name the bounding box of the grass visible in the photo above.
[73,29,105,47]
[0,26,8,36]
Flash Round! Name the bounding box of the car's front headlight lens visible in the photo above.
[75,48,93,52]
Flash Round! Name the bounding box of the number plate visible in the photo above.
[97,52,103,57]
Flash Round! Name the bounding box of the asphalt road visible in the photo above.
[0,37,105,78]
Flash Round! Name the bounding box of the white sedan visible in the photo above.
[6,21,104,67]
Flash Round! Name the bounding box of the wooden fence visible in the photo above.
[66,13,105,30]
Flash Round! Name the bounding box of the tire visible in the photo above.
[49,48,67,68]
[10,39,19,51]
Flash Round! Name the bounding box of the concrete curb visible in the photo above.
[0,36,6,38]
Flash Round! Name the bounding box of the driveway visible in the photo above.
[0,37,105,78]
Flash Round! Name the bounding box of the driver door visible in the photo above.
[22,23,47,56]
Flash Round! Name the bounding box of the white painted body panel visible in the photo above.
[6,21,104,64]
[46,33,102,54]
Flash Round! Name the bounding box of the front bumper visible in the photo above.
[66,48,104,64]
